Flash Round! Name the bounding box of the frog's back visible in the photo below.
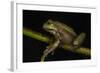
[54,21,77,36]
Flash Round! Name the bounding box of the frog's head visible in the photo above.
[43,19,57,32]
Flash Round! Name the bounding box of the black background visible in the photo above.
[23,10,91,62]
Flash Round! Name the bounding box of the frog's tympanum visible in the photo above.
[41,19,86,61]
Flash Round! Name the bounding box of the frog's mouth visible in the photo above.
[44,29,56,34]
[45,28,56,31]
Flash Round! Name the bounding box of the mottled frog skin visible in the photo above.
[41,19,86,61]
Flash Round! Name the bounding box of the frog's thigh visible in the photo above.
[73,32,86,46]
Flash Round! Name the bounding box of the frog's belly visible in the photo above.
[58,29,75,45]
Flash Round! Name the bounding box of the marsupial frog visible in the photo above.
[41,19,86,61]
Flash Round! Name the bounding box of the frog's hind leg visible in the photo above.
[73,32,86,48]
[41,40,60,62]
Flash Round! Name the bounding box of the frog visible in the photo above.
[41,19,86,62]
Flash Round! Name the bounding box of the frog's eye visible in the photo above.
[47,22,51,25]
[50,24,54,26]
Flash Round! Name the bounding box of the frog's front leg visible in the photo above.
[41,39,60,62]
[73,32,86,48]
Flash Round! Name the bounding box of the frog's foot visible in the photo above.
[73,32,86,49]
[71,33,86,52]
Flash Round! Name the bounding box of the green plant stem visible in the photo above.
[23,28,50,43]
[23,28,90,56]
